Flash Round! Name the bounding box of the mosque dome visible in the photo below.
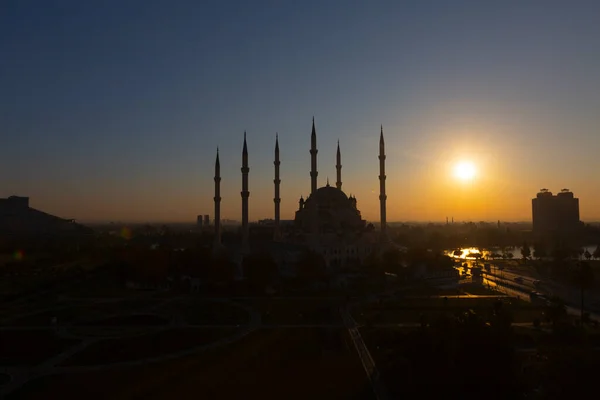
[311,185,349,207]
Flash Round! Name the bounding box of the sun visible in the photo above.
[453,161,476,181]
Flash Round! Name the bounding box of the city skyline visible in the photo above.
[2,1,600,223]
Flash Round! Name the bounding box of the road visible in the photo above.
[458,259,600,318]
[481,273,600,322]
[340,306,389,400]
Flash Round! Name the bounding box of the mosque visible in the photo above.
[294,120,367,233]
[212,118,389,271]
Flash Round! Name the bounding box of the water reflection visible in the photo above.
[445,245,598,260]
[445,247,487,260]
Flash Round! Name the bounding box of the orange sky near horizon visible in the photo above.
[16,122,599,224]
[3,2,600,225]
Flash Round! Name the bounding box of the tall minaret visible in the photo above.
[273,134,281,240]
[379,125,387,241]
[241,132,250,253]
[310,117,318,195]
[214,148,222,248]
[336,140,342,190]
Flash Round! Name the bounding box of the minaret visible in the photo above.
[241,132,250,253]
[379,125,387,241]
[336,140,342,190]
[213,148,222,248]
[310,117,318,195]
[273,134,281,240]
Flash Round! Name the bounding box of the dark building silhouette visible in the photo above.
[293,119,373,235]
[532,188,581,237]
[0,196,91,236]
[211,118,388,272]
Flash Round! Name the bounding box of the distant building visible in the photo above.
[0,196,29,210]
[0,196,91,236]
[532,188,581,237]
[197,215,203,229]
[204,215,209,226]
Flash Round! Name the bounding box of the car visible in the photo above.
[529,291,547,304]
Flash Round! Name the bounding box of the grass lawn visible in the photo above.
[359,326,527,398]
[239,298,342,324]
[11,328,375,400]
[0,372,11,385]
[0,330,80,367]
[352,296,545,325]
[76,314,169,327]
[155,298,250,325]
[58,269,139,299]
[6,306,89,327]
[64,285,143,299]
[6,298,163,327]
[399,286,463,296]
[60,328,238,366]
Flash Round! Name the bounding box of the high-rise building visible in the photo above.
[204,215,210,226]
[532,188,581,236]
[197,215,203,229]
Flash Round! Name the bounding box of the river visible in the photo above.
[445,245,599,260]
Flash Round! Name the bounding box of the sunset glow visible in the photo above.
[453,161,476,182]
[2,3,600,222]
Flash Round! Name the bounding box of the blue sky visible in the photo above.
[2,0,600,222]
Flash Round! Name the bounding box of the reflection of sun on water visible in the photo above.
[453,161,476,181]
[446,248,483,259]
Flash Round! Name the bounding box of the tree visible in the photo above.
[533,243,546,260]
[296,250,327,285]
[544,297,567,328]
[520,241,531,261]
[490,300,513,334]
[536,348,600,398]
[506,252,514,260]
[584,250,592,261]
[576,261,595,322]
[472,252,482,267]
[175,248,211,279]
[396,309,519,398]
[593,245,600,260]
[209,254,236,283]
[382,248,404,274]
[551,241,569,263]
[426,231,444,254]
[120,248,169,285]
[363,250,380,273]
[243,252,278,293]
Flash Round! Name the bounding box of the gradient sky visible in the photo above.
[2,0,600,223]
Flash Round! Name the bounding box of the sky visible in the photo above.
[1,0,600,223]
